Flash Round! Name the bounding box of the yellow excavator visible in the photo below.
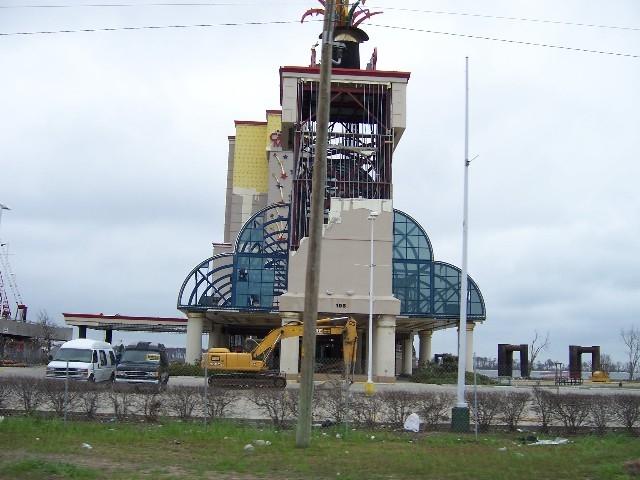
[201,317,358,388]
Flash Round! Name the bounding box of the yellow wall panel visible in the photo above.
[266,112,282,150]
[233,124,268,192]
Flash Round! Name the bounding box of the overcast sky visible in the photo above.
[0,0,638,365]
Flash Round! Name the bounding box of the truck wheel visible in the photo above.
[207,376,215,387]
[273,377,286,388]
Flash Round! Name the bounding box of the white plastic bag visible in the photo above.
[403,412,420,432]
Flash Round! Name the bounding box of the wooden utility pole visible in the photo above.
[295,0,335,448]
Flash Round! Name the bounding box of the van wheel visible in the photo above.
[110,373,115,383]
[88,374,95,383]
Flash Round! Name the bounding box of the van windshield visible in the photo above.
[53,348,92,363]
[120,350,160,363]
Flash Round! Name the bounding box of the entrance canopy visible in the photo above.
[62,313,188,333]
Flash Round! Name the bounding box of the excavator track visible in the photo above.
[207,372,287,389]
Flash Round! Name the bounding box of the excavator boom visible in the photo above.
[201,317,358,388]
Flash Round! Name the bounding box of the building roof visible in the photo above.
[61,338,112,349]
[62,313,188,333]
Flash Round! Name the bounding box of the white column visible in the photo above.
[208,322,223,349]
[279,313,300,377]
[402,333,414,375]
[185,312,204,364]
[373,315,396,381]
[419,330,433,366]
[465,323,474,372]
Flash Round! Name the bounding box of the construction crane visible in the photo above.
[0,203,26,321]
[0,243,25,320]
[0,270,11,319]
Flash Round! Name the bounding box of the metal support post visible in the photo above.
[203,365,208,426]
[365,210,378,394]
[64,361,69,423]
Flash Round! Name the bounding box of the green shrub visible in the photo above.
[168,362,204,377]
[410,362,495,385]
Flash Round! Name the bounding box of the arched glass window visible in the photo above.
[393,210,433,261]
[232,203,289,310]
[393,209,485,318]
[433,262,485,317]
[393,210,433,314]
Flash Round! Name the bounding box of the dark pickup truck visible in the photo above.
[115,342,169,386]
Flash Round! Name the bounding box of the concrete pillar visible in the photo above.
[78,326,87,339]
[279,313,300,376]
[104,329,113,344]
[465,322,474,372]
[402,333,414,375]
[185,312,204,364]
[373,315,396,382]
[208,322,223,349]
[418,330,432,366]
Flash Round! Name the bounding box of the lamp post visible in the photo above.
[0,204,10,231]
[452,57,471,432]
[365,210,379,395]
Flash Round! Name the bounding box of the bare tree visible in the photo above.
[36,310,57,359]
[530,330,550,369]
[621,326,640,381]
[599,353,613,373]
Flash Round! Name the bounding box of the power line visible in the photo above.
[2,2,638,33]
[0,2,252,7]
[0,18,637,60]
[368,23,640,59]
[0,18,318,36]
[380,7,640,33]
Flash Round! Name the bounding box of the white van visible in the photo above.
[46,338,116,383]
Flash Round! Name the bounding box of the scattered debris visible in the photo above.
[0,416,4,423]
[255,440,266,446]
[403,413,420,433]
[35,438,40,441]
[498,447,507,452]
[244,444,255,452]
[529,438,569,446]
[515,452,525,458]
[335,433,342,439]
[173,440,181,445]
[519,435,538,444]
[321,419,335,428]
[623,459,640,476]
[370,436,376,440]
[81,443,93,450]
[322,432,328,436]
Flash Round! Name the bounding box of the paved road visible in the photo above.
[1,366,638,395]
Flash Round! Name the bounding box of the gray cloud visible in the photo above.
[1,0,638,365]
